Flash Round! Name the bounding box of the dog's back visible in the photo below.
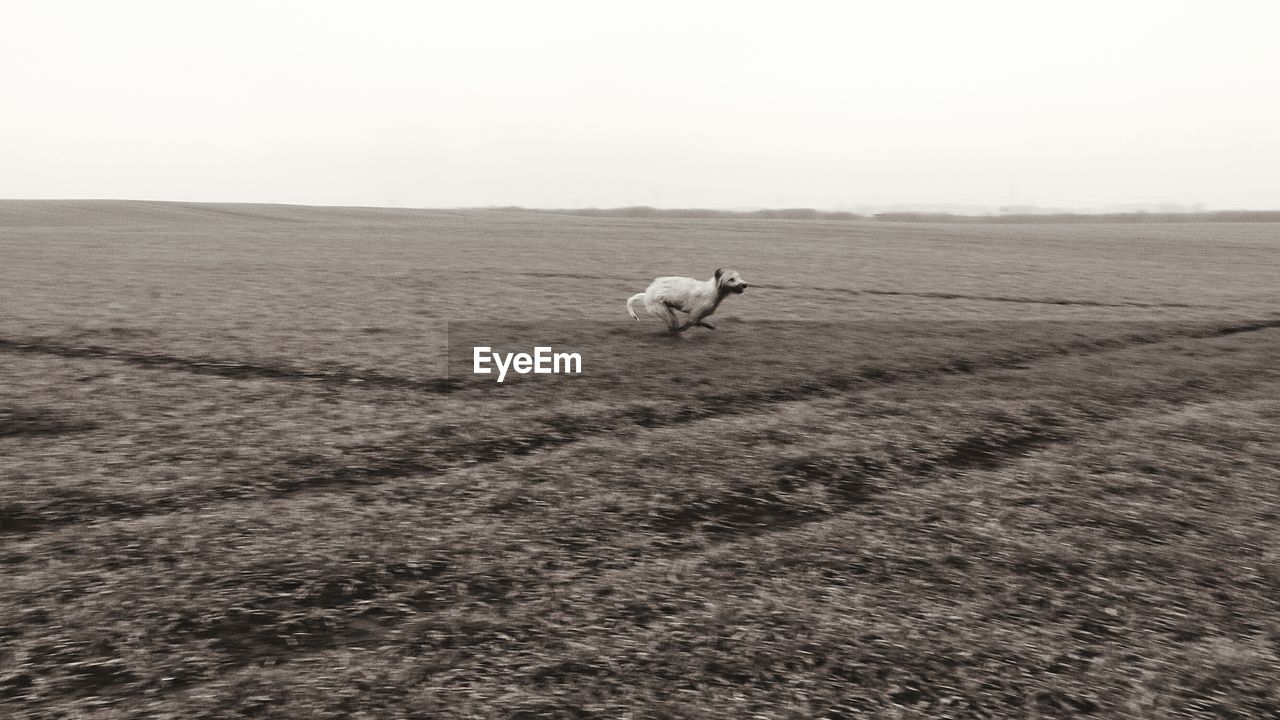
[642,275,714,313]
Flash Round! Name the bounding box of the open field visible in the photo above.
[2,201,1279,718]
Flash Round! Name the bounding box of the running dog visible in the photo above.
[626,268,749,332]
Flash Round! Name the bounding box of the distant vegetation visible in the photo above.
[872,210,1280,223]
[486,206,862,220]
[488,205,1280,223]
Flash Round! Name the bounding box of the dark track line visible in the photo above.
[28,366,1270,705]
[3,318,1278,537]
[0,397,1091,702]
[2,314,1272,397]
[0,407,98,439]
[756,284,1208,308]
[456,270,1208,308]
[0,338,461,393]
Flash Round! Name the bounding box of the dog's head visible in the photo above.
[714,268,748,294]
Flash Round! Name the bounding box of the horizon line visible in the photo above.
[4,197,1280,216]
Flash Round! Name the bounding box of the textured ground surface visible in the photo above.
[2,201,1279,718]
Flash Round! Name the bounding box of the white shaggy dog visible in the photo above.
[626,268,749,332]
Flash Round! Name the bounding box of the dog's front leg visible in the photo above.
[684,309,715,330]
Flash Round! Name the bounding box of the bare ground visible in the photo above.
[1,201,1278,718]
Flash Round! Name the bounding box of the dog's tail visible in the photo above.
[626,293,646,321]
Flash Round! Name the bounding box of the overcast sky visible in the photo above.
[4,1,1278,209]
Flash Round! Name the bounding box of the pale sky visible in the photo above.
[4,1,1278,209]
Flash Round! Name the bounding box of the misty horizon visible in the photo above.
[5,2,1279,209]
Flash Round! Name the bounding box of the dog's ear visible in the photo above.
[714,268,723,282]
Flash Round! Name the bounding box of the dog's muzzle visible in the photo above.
[733,285,747,294]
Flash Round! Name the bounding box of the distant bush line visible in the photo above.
[484,206,1280,223]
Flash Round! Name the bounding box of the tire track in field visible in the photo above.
[0,396,1094,700]
[28,363,1277,706]
[0,406,98,438]
[458,270,1210,308]
[0,338,461,393]
[2,319,1278,537]
[648,423,1065,539]
[0,307,1262,395]
[754,283,1207,308]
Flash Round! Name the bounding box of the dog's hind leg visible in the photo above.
[655,303,684,332]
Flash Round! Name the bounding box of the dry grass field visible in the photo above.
[2,200,1279,718]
